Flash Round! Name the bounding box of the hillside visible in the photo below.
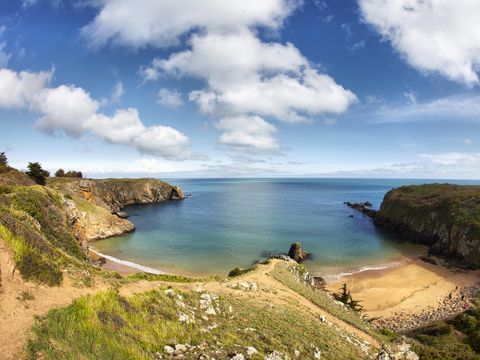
[5,175,480,359]
[376,184,480,266]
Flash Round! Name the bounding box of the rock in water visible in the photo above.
[288,242,310,262]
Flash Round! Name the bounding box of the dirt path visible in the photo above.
[2,248,380,359]
[203,260,381,349]
[0,240,108,360]
[118,260,381,349]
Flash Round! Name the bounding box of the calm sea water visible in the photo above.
[93,178,480,276]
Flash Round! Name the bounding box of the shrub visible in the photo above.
[26,162,50,185]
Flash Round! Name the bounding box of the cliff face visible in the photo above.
[48,178,185,213]
[376,184,480,266]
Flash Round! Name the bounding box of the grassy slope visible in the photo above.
[271,262,378,337]
[0,185,88,285]
[27,286,367,360]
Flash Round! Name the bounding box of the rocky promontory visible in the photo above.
[47,177,184,213]
[374,184,480,267]
[47,177,185,243]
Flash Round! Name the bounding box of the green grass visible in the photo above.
[0,185,88,285]
[126,272,219,283]
[271,262,379,338]
[27,287,369,360]
[409,322,480,359]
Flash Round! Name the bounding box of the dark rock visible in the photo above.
[269,254,291,261]
[344,201,378,218]
[115,211,129,219]
[288,242,310,262]
[348,214,354,218]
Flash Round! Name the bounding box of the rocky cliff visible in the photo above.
[47,177,184,213]
[47,177,185,242]
[376,184,480,266]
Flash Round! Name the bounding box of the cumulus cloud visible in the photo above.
[359,0,480,86]
[0,67,190,159]
[0,68,52,109]
[216,115,279,152]
[144,30,356,123]
[157,88,183,108]
[84,0,356,154]
[82,0,300,48]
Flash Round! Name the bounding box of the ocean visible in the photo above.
[92,178,480,277]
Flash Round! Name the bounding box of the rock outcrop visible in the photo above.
[48,177,185,213]
[288,242,310,262]
[48,177,185,243]
[374,184,480,267]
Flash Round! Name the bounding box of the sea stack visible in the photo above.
[288,242,310,262]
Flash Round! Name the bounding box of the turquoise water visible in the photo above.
[93,178,480,276]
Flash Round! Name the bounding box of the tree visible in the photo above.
[0,152,7,167]
[334,283,364,312]
[26,162,50,185]
[55,168,65,177]
[64,170,83,178]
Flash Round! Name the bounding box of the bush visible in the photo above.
[26,162,50,185]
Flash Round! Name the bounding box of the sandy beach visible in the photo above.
[326,255,480,331]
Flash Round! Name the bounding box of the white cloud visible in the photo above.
[111,81,124,103]
[216,115,279,153]
[464,138,473,145]
[0,67,190,160]
[35,85,99,136]
[145,30,356,123]
[359,0,480,86]
[82,0,300,48]
[84,0,356,154]
[0,68,52,109]
[373,94,480,123]
[157,88,183,108]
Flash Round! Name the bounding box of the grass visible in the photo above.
[379,184,480,240]
[271,262,379,338]
[27,287,369,360]
[0,185,88,285]
[126,272,220,283]
[409,322,480,359]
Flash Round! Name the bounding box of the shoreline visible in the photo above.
[326,255,480,332]
[90,244,480,332]
[89,248,165,275]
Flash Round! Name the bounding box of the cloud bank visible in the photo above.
[0,68,190,159]
[84,0,356,154]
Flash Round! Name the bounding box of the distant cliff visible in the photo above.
[47,178,185,213]
[375,184,480,266]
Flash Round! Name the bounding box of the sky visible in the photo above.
[1,0,480,179]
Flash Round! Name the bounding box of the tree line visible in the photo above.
[0,152,83,185]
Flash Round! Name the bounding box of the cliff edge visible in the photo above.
[47,177,185,213]
[376,184,480,266]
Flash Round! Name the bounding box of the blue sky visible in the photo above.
[1,0,480,178]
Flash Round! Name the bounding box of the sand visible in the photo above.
[326,256,480,330]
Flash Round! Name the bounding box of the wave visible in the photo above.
[322,260,405,282]
[89,248,165,275]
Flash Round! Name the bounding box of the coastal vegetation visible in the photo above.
[54,169,83,178]
[2,160,480,359]
[376,184,480,266]
[25,162,50,185]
